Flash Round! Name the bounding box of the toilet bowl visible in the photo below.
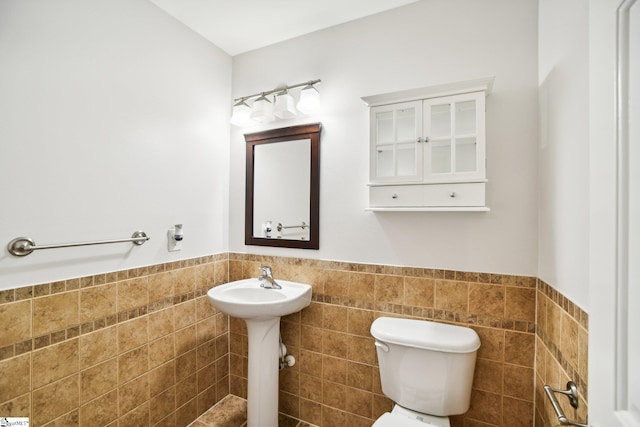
[370,317,481,427]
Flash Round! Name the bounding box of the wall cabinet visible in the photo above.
[362,77,494,211]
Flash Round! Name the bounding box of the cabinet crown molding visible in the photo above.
[361,76,495,107]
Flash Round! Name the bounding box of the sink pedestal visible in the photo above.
[245,317,281,427]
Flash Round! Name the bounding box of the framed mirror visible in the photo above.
[245,123,321,249]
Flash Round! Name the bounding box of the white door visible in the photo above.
[589,0,640,426]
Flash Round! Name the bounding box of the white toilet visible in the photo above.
[370,317,481,427]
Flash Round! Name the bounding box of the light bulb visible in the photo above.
[274,91,297,119]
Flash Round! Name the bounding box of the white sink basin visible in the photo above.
[207,278,312,320]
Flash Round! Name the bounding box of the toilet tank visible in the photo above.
[370,317,480,417]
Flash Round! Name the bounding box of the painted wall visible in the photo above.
[537,0,590,310]
[229,0,539,276]
[0,0,232,290]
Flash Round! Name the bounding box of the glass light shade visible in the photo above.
[230,101,252,126]
[296,85,321,114]
[250,95,275,123]
[274,91,297,119]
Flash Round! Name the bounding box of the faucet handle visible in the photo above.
[259,265,272,276]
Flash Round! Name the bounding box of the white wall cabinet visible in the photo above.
[363,77,494,211]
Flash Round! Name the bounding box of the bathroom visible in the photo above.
[0,0,637,426]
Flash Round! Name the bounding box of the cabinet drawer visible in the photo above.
[422,183,485,207]
[370,185,423,207]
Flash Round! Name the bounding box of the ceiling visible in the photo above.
[149,0,420,56]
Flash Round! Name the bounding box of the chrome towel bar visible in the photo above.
[544,381,593,427]
[7,230,149,257]
[276,222,308,232]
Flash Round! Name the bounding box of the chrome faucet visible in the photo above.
[258,265,282,289]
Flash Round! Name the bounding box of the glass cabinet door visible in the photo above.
[423,92,485,181]
[370,100,422,182]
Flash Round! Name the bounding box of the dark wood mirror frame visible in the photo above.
[244,123,321,249]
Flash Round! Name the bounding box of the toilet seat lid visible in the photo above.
[373,412,437,427]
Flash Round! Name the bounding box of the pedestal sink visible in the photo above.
[207,278,312,427]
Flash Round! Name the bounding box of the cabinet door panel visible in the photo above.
[455,137,477,173]
[430,103,451,138]
[431,140,452,174]
[370,101,422,182]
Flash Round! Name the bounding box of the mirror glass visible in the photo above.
[245,123,321,249]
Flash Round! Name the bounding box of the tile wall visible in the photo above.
[0,253,590,427]
[534,280,589,426]
[228,253,538,427]
[0,254,229,427]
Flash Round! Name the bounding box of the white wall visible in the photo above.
[229,0,539,276]
[0,0,232,289]
[538,0,590,310]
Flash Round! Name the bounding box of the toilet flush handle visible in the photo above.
[374,341,390,352]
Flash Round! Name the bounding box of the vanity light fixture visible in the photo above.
[230,79,321,126]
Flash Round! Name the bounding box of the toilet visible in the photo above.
[370,317,481,427]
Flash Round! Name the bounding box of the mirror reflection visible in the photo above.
[245,123,321,249]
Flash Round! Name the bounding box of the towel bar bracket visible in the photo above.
[544,381,593,427]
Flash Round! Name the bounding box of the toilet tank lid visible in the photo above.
[370,317,480,353]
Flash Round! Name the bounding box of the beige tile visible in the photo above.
[469,283,505,318]
[120,401,150,427]
[473,358,503,394]
[118,316,149,353]
[323,380,347,410]
[323,355,347,385]
[150,334,175,369]
[300,373,323,402]
[33,291,79,336]
[196,316,217,346]
[403,276,434,308]
[32,339,79,389]
[80,358,117,404]
[148,271,175,303]
[119,374,150,416]
[79,326,117,369]
[149,360,176,397]
[0,300,31,347]
[434,280,468,313]
[561,314,579,368]
[300,398,322,426]
[323,305,348,332]
[505,287,536,322]
[374,275,403,305]
[503,364,534,401]
[349,273,375,303]
[118,345,149,384]
[322,330,348,358]
[347,361,374,392]
[300,302,323,328]
[0,393,30,418]
[196,295,217,322]
[175,398,198,426]
[472,326,504,362]
[175,300,197,330]
[504,331,535,367]
[345,386,373,418]
[175,267,197,295]
[347,308,374,337]
[300,350,323,378]
[150,386,176,425]
[347,336,376,365]
[503,396,533,426]
[175,325,198,357]
[466,389,502,426]
[117,277,148,312]
[0,354,30,403]
[42,409,79,426]
[32,375,79,426]
[322,405,347,427]
[80,390,118,427]
[79,283,116,323]
[325,271,350,298]
[149,307,175,341]
[176,349,197,382]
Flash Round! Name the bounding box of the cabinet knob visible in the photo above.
[450,192,456,198]
[424,136,430,143]
[416,137,422,143]
[391,194,398,199]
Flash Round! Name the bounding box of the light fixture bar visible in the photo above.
[234,79,321,103]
